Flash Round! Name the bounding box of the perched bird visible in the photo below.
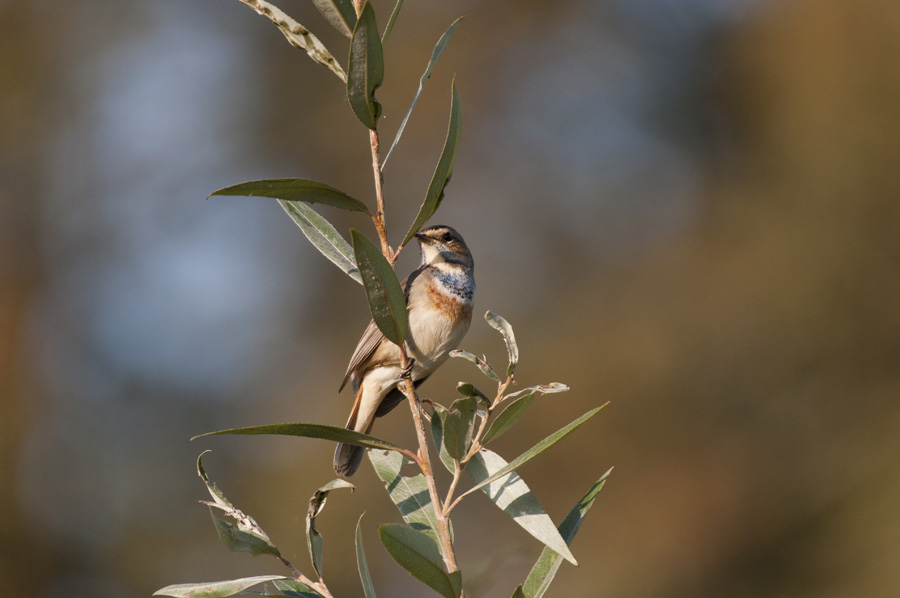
[334,225,475,477]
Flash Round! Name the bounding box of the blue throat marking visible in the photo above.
[433,270,475,302]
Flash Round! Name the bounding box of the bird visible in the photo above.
[334,225,475,477]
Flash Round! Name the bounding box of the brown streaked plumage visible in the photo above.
[334,225,475,477]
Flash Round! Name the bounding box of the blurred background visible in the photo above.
[2,0,899,596]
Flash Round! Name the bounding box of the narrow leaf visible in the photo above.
[442,397,478,461]
[368,450,444,550]
[450,350,500,381]
[307,521,323,579]
[210,178,370,214]
[235,0,346,81]
[505,383,570,401]
[401,81,462,246]
[154,575,290,598]
[484,311,519,373]
[197,451,232,509]
[378,524,461,598]
[381,0,404,45]
[271,579,323,597]
[460,405,607,500]
[310,0,357,37]
[383,18,463,168]
[482,393,534,445]
[356,515,378,598]
[307,479,354,579]
[347,1,384,129]
[196,452,281,558]
[192,422,402,453]
[456,382,489,403]
[511,588,527,598]
[278,200,362,284]
[522,469,612,598]
[208,511,280,557]
[468,449,577,566]
[429,405,457,474]
[351,230,409,346]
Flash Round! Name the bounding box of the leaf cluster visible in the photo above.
[158,314,609,598]
[210,0,463,345]
[155,1,611,597]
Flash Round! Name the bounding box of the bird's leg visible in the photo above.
[399,357,416,380]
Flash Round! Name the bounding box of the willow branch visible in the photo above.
[368,129,392,260]
[398,347,460,576]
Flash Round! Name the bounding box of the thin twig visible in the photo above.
[398,446,422,464]
[442,465,464,515]
[445,374,515,515]
[368,129,392,259]
[445,491,465,516]
[277,555,335,598]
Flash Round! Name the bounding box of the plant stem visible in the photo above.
[445,375,515,515]
[364,108,459,585]
[277,555,334,598]
[368,129,392,260]
[398,352,461,578]
[442,465,464,514]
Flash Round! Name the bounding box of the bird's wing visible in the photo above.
[338,270,421,392]
[339,319,385,392]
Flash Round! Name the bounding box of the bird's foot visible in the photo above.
[400,358,416,380]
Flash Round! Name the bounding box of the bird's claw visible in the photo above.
[400,359,416,380]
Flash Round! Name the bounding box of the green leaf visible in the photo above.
[235,0,346,81]
[208,512,280,557]
[459,405,607,501]
[309,0,356,37]
[522,469,612,598]
[429,404,457,474]
[401,81,463,246]
[383,18,463,168]
[378,524,462,598]
[442,397,478,462]
[278,200,362,285]
[307,479,354,579]
[467,449,577,565]
[482,393,534,445]
[271,579,323,597]
[210,178,370,214]
[356,515,378,598]
[196,452,281,558]
[197,451,232,509]
[368,450,444,550]
[351,229,409,346]
[484,311,518,376]
[306,513,324,578]
[511,586,527,598]
[449,350,500,381]
[381,0,404,45]
[347,1,384,129]
[153,575,291,597]
[456,382,489,403]
[192,422,402,453]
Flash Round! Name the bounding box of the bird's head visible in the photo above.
[415,225,473,270]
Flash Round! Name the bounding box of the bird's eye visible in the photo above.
[442,232,453,242]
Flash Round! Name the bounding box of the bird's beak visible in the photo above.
[414,232,432,244]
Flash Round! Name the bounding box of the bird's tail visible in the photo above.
[334,385,373,477]
[334,443,366,478]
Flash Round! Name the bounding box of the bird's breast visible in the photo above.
[406,270,474,369]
